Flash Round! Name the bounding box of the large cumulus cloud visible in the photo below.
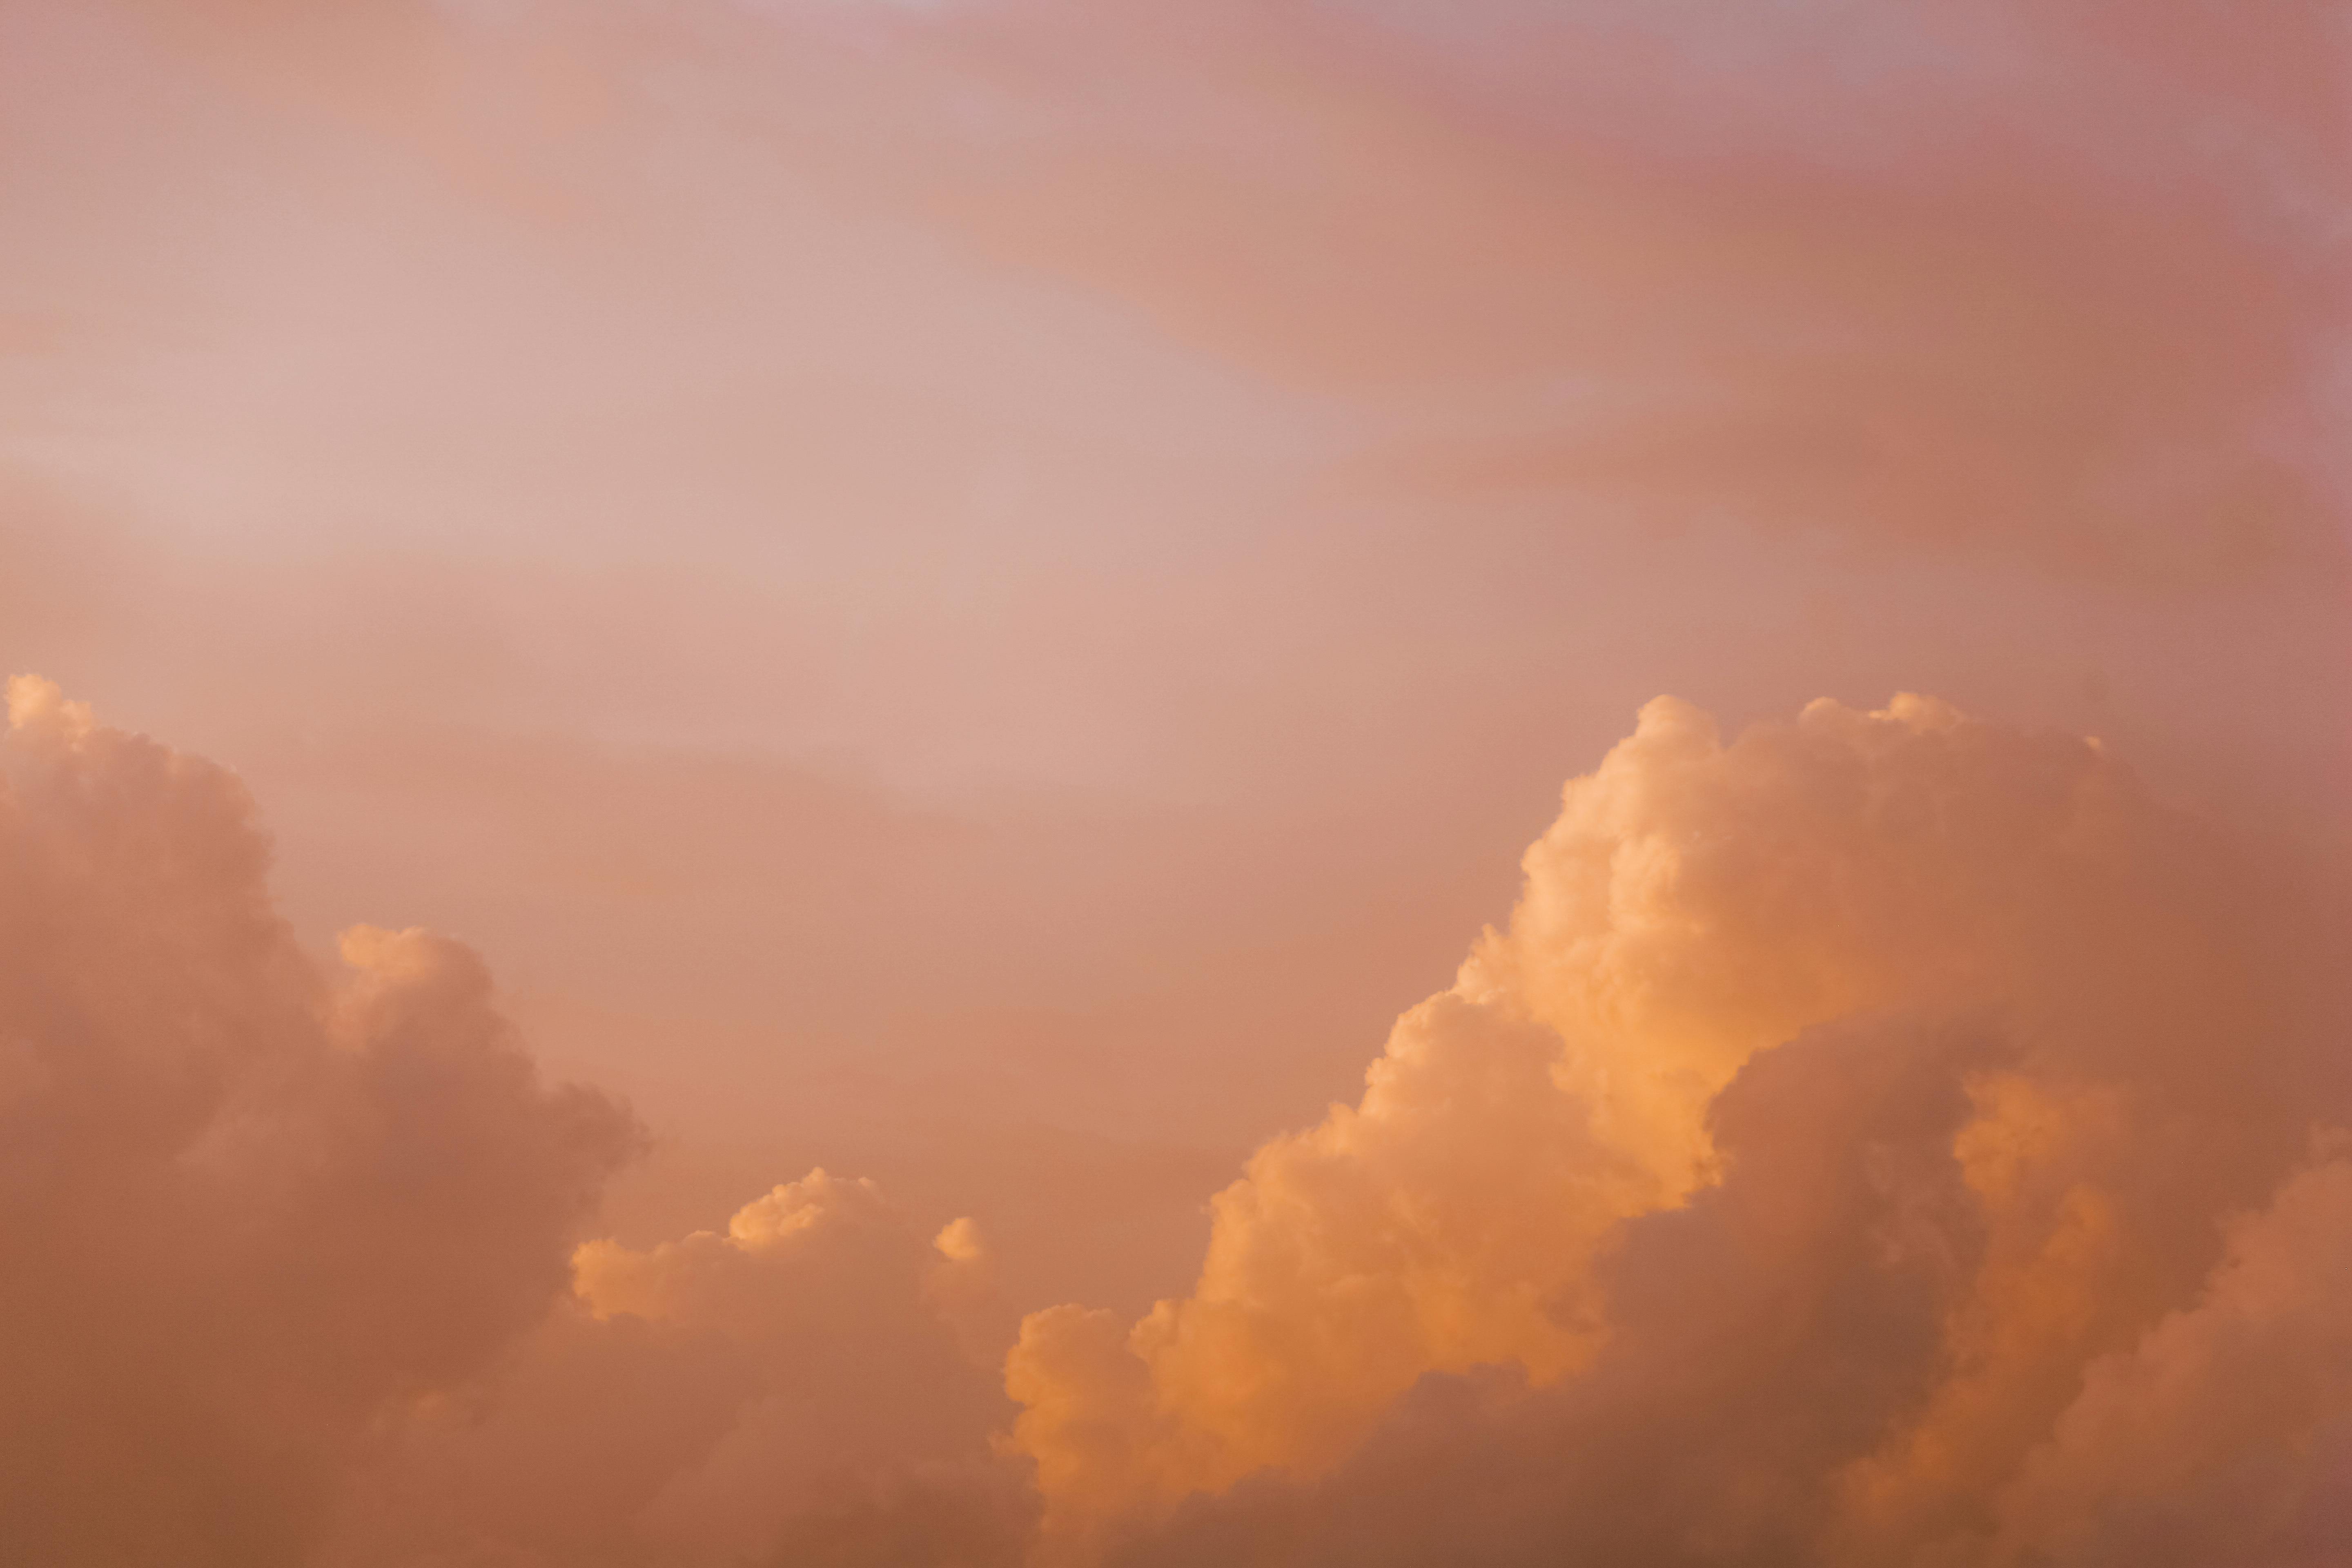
[1011,693,2352,1563]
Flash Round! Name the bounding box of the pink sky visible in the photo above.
[4,4,2350,1563]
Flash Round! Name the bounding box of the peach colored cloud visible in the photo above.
[0,678,1033,1567]
[1985,1150,2352,1565]
[328,1169,1032,1568]
[1012,693,2352,1564]
[10,675,2350,1566]
[0,677,637,1565]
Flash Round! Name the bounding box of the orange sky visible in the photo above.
[4,4,2350,1565]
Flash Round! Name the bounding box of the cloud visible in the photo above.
[1105,1052,2352,1568]
[917,0,2349,585]
[1985,1149,2352,1566]
[0,676,640,1566]
[1104,1012,2005,1568]
[327,1168,1033,1567]
[1010,692,2352,1562]
[569,1169,1018,1560]
[10,671,2348,1566]
[0,675,1030,1566]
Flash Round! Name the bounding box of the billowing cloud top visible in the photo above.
[1010,694,2352,1565]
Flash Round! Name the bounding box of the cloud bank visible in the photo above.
[8,676,2349,1565]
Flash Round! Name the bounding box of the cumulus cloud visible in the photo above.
[0,675,1031,1568]
[1011,693,2352,1563]
[0,676,639,1566]
[329,1168,1032,1568]
[1985,1149,2352,1566]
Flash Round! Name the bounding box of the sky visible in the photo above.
[3,2,2350,1565]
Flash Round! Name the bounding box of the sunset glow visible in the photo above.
[4,4,2349,1565]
